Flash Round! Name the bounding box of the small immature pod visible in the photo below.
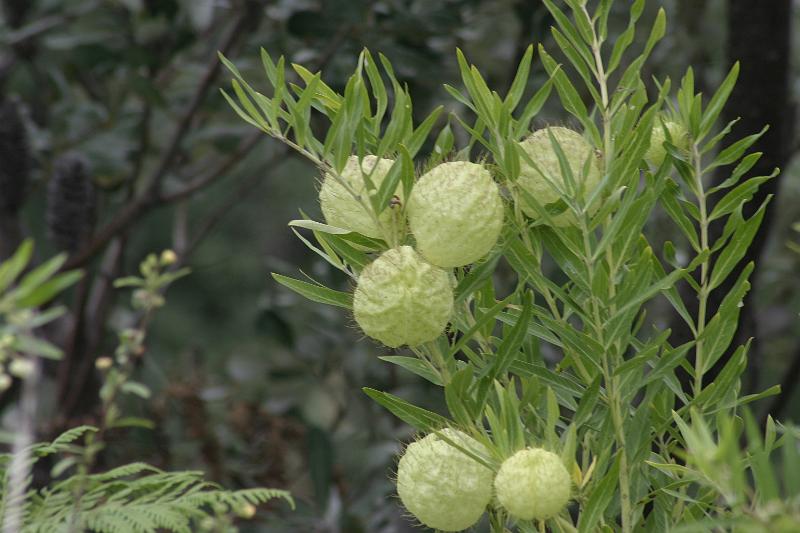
[407,161,504,268]
[396,429,493,531]
[319,155,399,239]
[353,246,452,348]
[494,447,571,521]
[46,154,96,253]
[645,120,691,169]
[517,127,601,226]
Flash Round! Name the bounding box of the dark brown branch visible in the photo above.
[140,11,252,197]
[158,131,262,203]
[704,0,793,392]
[178,147,291,261]
[62,9,253,271]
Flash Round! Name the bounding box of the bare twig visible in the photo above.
[140,11,252,197]
[158,131,262,203]
[178,147,291,261]
[62,10,253,271]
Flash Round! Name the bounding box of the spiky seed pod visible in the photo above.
[319,155,400,239]
[407,161,504,268]
[46,154,96,253]
[353,246,452,348]
[0,100,30,214]
[397,429,493,531]
[645,121,691,168]
[494,448,572,521]
[517,127,602,226]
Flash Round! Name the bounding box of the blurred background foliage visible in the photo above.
[0,0,799,531]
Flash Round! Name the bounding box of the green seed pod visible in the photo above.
[397,429,493,531]
[319,155,399,239]
[353,246,452,347]
[407,161,504,268]
[645,121,690,168]
[517,127,601,226]
[494,448,571,521]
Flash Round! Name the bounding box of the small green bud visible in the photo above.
[407,161,504,268]
[353,246,452,347]
[397,429,493,531]
[319,155,399,239]
[645,121,691,168]
[160,249,178,265]
[517,127,601,226]
[95,357,113,371]
[494,448,571,521]
[8,358,34,379]
[0,373,11,391]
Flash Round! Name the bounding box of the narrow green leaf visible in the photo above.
[0,239,33,293]
[708,174,775,222]
[709,198,769,290]
[490,291,532,379]
[505,45,534,110]
[363,388,449,432]
[378,356,442,386]
[578,455,621,532]
[271,273,352,309]
[699,62,740,140]
[707,127,769,170]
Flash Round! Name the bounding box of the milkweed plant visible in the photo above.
[222,0,799,531]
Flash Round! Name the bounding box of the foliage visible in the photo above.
[0,240,82,381]
[0,244,292,532]
[0,433,292,533]
[668,410,800,531]
[223,0,791,531]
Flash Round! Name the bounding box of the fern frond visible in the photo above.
[18,463,293,533]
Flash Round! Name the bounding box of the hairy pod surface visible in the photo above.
[396,429,493,531]
[494,448,571,521]
[645,120,691,168]
[319,155,399,239]
[353,246,453,347]
[517,127,601,226]
[407,161,504,268]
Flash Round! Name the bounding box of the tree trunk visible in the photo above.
[706,1,793,391]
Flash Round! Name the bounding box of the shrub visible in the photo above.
[218,0,790,531]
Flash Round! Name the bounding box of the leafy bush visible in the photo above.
[0,244,292,532]
[222,0,795,531]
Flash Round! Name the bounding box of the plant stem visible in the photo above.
[584,7,633,532]
[692,142,710,396]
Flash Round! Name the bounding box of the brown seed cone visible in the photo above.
[46,154,96,253]
[0,99,30,214]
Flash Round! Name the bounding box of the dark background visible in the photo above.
[1,1,798,531]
